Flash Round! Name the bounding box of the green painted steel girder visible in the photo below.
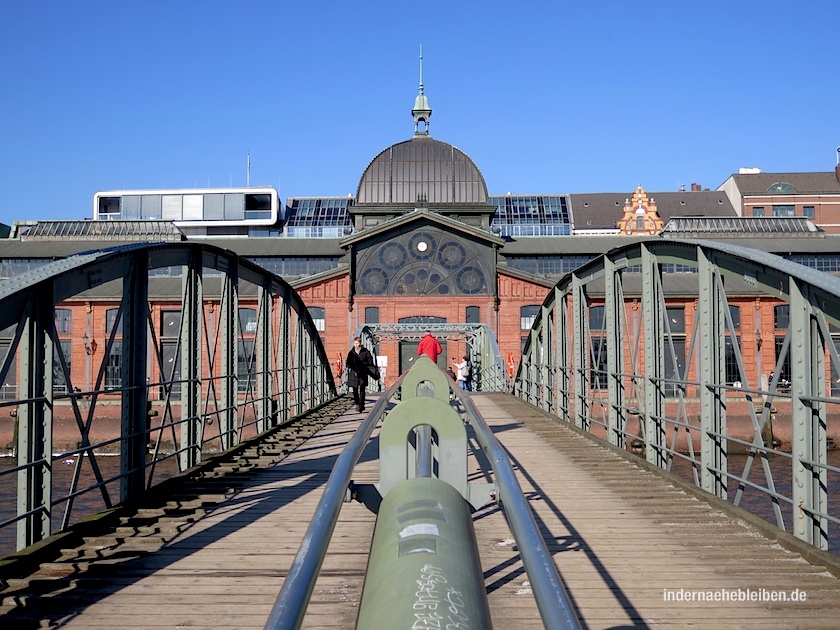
[379,396,467,500]
[401,355,451,402]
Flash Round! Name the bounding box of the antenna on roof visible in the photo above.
[247,152,251,187]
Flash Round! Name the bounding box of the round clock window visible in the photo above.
[417,241,428,252]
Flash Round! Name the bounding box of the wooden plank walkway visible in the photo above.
[2,392,840,629]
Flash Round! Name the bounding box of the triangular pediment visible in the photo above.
[340,209,504,250]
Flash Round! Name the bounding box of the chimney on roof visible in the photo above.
[836,146,840,184]
[690,183,702,192]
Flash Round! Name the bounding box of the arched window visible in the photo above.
[765,182,796,194]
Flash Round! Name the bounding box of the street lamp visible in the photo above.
[83,334,97,355]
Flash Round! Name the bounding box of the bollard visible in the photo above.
[356,476,492,629]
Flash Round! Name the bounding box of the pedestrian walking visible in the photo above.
[416,329,442,363]
[346,336,378,413]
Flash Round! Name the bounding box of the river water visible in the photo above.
[1,450,838,559]
[666,449,840,554]
[0,454,180,558]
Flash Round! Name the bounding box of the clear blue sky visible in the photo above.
[1,1,837,225]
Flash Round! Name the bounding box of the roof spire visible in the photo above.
[418,44,425,96]
[412,44,432,137]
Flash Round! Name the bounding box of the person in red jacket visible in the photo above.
[416,330,442,363]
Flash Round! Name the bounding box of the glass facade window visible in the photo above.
[520,305,540,330]
[244,193,272,220]
[0,338,15,400]
[465,306,480,324]
[365,307,380,324]
[664,335,686,397]
[97,190,278,223]
[105,308,120,335]
[752,207,765,216]
[788,255,840,273]
[308,307,325,332]
[724,338,741,385]
[248,227,282,238]
[284,198,353,238]
[666,307,685,334]
[505,255,595,276]
[589,305,605,332]
[833,337,840,396]
[55,309,72,334]
[590,338,608,390]
[803,205,815,219]
[773,336,792,386]
[161,310,181,337]
[239,308,257,334]
[106,340,122,390]
[726,305,740,331]
[247,257,341,277]
[160,340,181,398]
[660,263,698,273]
[774,305,790,330]
[772,204,795,217]
[237,339,255,393]
[490,195,572,237]
[52,341,71,394]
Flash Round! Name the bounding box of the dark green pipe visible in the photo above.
[356,476,492,629]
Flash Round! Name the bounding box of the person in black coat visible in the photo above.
[346,336,377,413]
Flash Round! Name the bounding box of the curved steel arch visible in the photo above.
[0,242,337,551]
[514,238,840,551]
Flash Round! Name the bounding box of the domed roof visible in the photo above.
[356,137,489,205]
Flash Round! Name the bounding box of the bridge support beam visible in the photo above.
[605,255,627,448]
[120,253,149,501]
[698,247,727,499]
[641,244,666,467]
[17,285,54,549]
[790,279,829,548]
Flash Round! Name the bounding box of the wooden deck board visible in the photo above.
[2,392,840,629]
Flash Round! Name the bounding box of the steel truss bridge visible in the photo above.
[0,239,839,627]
